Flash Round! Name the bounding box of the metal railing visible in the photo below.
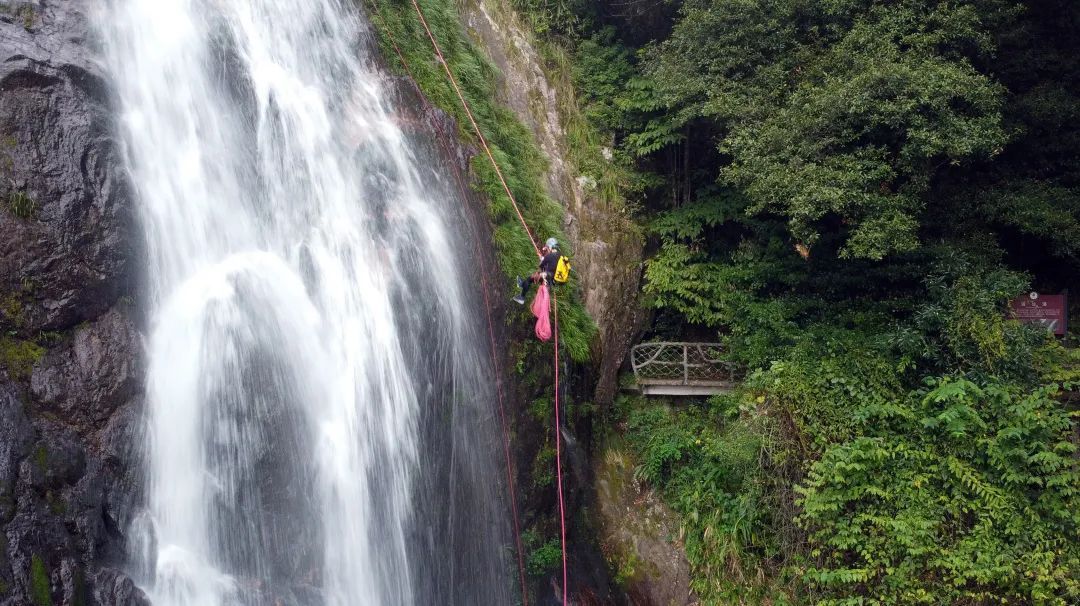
[630,342,738,386]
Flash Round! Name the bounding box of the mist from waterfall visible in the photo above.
[97,0,513,603]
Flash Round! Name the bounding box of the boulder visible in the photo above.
[92,567,151,606]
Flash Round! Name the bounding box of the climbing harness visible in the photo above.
[368,1,572,602]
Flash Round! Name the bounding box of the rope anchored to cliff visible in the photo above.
[384,0,574,600]
[407,0,541,258]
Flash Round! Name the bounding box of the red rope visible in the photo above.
[383,1,571,602]
[552,290,569,604]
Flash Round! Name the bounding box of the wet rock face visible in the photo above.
[0,380,145,606]
[0,0,137,333]
[1,3,147,605]
[0,385,31,525]
[30,309,142,434]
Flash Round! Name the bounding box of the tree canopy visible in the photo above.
[514,0,1080,602]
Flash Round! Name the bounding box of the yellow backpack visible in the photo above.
[553,255,571,284]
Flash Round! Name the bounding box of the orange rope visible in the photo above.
[365,2,531,602]
[552,290,568,604]
[408,0,541,258]
[381,1,572,601]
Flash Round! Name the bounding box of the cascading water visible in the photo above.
[97,0,514,603]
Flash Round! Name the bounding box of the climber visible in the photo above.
[513,237,561,305]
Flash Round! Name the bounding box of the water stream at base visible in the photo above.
[97,0,513,603]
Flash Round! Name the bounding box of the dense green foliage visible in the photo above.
[799,378,1078,604]
[522,528,563,577]
[513,0,1080,603]
[647,0,1018,259]
[619,396,796,602]
[616,334,1079,604]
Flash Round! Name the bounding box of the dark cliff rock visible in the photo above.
[0,0,137,333]
[30,308,142,435]
[0,384,31,525]
[1,2,146,604]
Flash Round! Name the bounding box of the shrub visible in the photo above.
[798,378,1080,604]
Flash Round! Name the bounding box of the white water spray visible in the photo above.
[98,0,512,603]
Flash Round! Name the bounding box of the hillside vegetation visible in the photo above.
[510,0,1080,603]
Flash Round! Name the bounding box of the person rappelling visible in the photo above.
[513,237,562,305]
[400,0,574,591]
[514,237,571,342]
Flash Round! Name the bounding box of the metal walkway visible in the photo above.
[630,342,738,396]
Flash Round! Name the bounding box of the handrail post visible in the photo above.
[683,344,689,385]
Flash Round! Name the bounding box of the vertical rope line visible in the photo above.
[552,290,568,605]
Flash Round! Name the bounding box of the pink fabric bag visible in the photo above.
[531,282,552,341]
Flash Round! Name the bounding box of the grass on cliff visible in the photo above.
[610,392,801,605]
[366,0,595,361]
[6,190,36,219]
[30,554,51,606]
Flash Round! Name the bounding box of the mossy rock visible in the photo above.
[0,294,26,329]
[30,554,52,606]
[0,336,44,380]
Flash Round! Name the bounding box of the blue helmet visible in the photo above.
[545,237,558,249]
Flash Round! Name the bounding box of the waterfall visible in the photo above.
[97,0,513,603]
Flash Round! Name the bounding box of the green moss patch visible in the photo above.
[0,336,44,380]
[30,554,51,606]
